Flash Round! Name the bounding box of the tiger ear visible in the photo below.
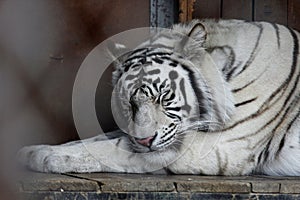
[187,22,207,44]
[175,22,207,56]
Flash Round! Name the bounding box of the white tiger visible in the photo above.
[19,19,300,176]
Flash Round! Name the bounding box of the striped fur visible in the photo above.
[19,19,300,175]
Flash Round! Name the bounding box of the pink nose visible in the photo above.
[136,136,155,147]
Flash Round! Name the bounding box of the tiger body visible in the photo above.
[19,19,300,176]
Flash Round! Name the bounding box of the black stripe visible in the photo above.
[159,80,167,92]
[226,61,242,82]
[165,102,173,106]
[129,100,138,119]
[235,97,257,107]
[227,23,263,81]
[152,57,164,64]
[116,138,122,147]
[220,26,299,132]
[158,91,169,104]
[222,47,236,74]
[145,86,154,97]
[286,106,300,132]
[165,107,181,111]
[257,150,264,165]
[269,99,299,157]
[263,139,272,162]
[162,134,174,143]
[168,123,175,128]
[128,48,148,57]
[231,68,267,93]
[164,93,175,102]
[289,27,299,68]
[161,128,175,140]
[270,23,281,49]
[232,78,258,93]
[270,86,300,130]
[228,79,300,145]
[126,55,146,63]
[130,63,142,69]
[275,134,286,157]
[131,87,140,97]
[165,112,181,120]
[276,74,300,122]
[160,56,172,60]
[272,93,300,157]
[147,52,172,57]
[149,53,179,66]
[208,45,236,75]
[124,59,146,72]
[124,63,131,72]
[236,23,263,76]
[152,82,159,92]
[169,62,178,67]
[230,66,300,152]
[228,69,300,145]
[181,64,208,119]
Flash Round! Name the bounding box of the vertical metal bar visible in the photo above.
[252,0,255,21]
[220,0,223,18]
[150,0,179,28]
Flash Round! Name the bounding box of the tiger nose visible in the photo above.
[135,135,155,147]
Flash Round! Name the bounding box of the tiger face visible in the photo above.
[111,47,211,153]
[110,22,234,153]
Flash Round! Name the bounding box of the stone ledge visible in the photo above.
[18,172,300,199]
[19,192,300,200]
[19,173,100,192]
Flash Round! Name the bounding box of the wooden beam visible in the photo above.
[179,0,196,22]
[150,0,178,28]
[254,0,288,25]
[193,0,222,19]
[288,0,300,31]
[222,0,253,20]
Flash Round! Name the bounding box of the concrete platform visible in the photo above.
[18,172,300,199]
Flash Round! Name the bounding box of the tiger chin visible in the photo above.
[18,19,300,176]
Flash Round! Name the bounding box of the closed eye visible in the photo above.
[129,99,138,118]
[165,106,181,112]
[154,90,172,104]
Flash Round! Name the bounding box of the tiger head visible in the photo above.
[109,21,234,153]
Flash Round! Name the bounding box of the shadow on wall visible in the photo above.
[0,0,149,187]
[0,0,149,148]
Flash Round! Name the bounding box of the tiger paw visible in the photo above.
[18,144,103,173]
[18,145,64,173]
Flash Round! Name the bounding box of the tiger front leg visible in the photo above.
[18,143,102,173]
[18,134,163,173]
[18,136,127,173]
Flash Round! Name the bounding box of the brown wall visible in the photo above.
[0,0,150,150]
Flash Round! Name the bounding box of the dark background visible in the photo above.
[0,1,150,198]
[193,0,300,31]
[0,0,150,149]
